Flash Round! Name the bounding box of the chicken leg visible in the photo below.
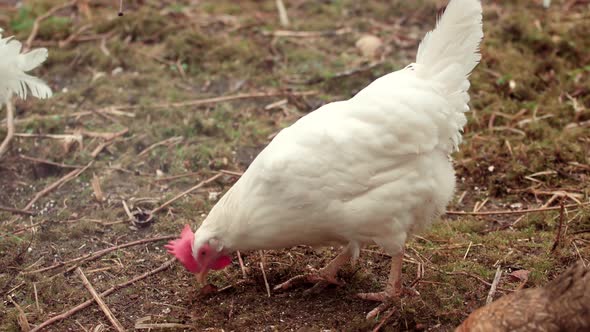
[273,246,352,294]
[357,249,417,320]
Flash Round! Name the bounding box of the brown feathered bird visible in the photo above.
[456,261,590,332]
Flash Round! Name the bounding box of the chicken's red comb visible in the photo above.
[165,224,199,273]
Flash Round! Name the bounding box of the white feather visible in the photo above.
[194,0,484,259]
[0,29,52,105]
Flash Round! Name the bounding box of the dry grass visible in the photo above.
[1,0,589,331]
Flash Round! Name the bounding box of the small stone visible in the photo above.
[355,34,383,59]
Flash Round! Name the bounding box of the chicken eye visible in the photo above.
[200,250,206,256]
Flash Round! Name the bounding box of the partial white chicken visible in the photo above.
[0,28,52,105]
[167,0,483,320]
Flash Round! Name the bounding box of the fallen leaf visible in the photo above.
[509,269,530,282]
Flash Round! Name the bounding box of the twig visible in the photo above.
[33,283,41,313]
[148,173,223,220]
[113,91,317,110]
[463,241,473,260]
[218,169,244,177]
[19,154,84,169]
[76,268,125,332]
[14,132,83,141]
[30,259,175,332]
[58,24,91,48]
[0,108,134,126]
[275,0,290,26]
[237,251,247,279]
[263,27,351,38]
[154,172,200,182]
[137,136,183,157]
[121,200,134,221]
[0,99,15,159]
[486,266,503,304]
[424,265,512,293]
[0,205,35,216]
[90,128,128,158]
[24,0,77,51]
[259,251,271,297]
[446,201,590,216]
[551,200,566,253]
[24,235,175,274]
[23,161,93,211]
[571,242,587,268]
[91,173,105,202]
[7,295,31,332]
[372,307,397,332]
[6,282,25,295]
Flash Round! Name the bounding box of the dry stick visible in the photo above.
[33,283,41,313]
[114,91,317,110]
[425,265,512,293]
[218,169,244,177]
[275,0,290,26]
[19,154,84,169]
[0,205,34,216]
[237,251,248,279]
[24,0,77,51]
[463,241,473,260]
[263,27,351,38]
[137,136,183,157]
[154,172,200,182]
[0,108,133,127]
[7,295,31,332]
[446,201,590,216]
[91,173,105,202]
[58,24,91,48]
[486,266,503,304]
[14,133,83,140]
[6,282,25,295]
[75,268,125,332]
[9,220,49,235]
[372,307,397,332]
[24,235,176,274]
[23,161,93,211]
[90,128,129,158]
[259,251,271,297]
[30,259,175,332]
[121,200,134,221]
[148,173,223,220]
[0,99,15,159]
[551,200,566,253]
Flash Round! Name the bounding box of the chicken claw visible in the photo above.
[357,251,418,320]
[274,247,352,294]
[357,287,419,319]
[273,269,345,294]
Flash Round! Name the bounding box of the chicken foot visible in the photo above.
[273,246,352,294]
[357,249,418,320]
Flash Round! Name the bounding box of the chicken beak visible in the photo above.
[196,269,209,285]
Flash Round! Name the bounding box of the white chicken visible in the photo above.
[166,0,483,319]
[0,28,52,157]
[0,28,52,105]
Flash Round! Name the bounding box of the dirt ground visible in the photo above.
[1,0,589,331]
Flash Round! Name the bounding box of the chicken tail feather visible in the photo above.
[415,0,483,93]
